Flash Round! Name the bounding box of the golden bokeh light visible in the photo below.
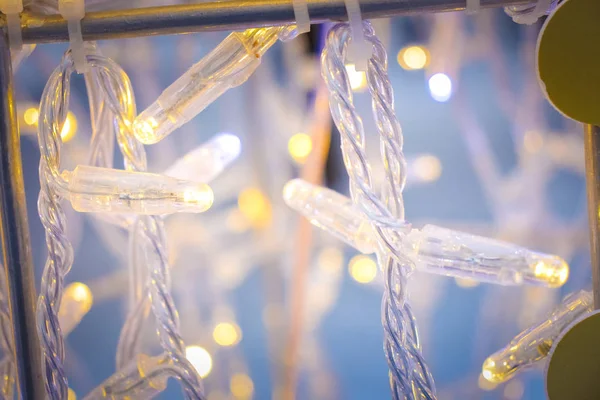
[64,282,93,313]
[317,246,344,273]
[185,346,213,378]
[412,154,442,183]
[60,112,78,143]
[238,188,272,229]
[68,388,77,400]
[213,322,241,347]
[349,255,377,284]
[230,373,254,400]
[345,64,367,92]
[288,133,313,164]
[23,107,39,126]
[397,45,430,70]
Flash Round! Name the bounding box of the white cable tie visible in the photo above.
[344,0,372,72]
[0,0,23,52]
[292,0,310,34]
[59,0,89,73]
[466,0,480,15]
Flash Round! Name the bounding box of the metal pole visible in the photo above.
[0,35,45,399]
[13,0,530,44]
[585,124,600,309]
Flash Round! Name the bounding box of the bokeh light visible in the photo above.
[212,322,241,347]
[412,154,443,182]
[238,188,272,229]
[230,373,254,399]
[288,133,313,163]
[428,73,453,102]
[397,45,429,70]
[23,107,39,126]
[349,255,377,284]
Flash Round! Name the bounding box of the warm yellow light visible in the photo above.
[413,154,442,183]
[397,46,430,70]
[185,346,213,378]
[533,258,569,288]
[60,112,78,143]
[288,133,313,164]
[230,373,254,400]
[349,255,377,284]
[477,373,498,391]
[238,188,272,229]
[183,185,214,209]
[317,247,344,273]
[64,282,93,313]
[68,388,76,400]
[134,117,158,143]
[504,380,525,400]
[455,277,480,289]
[23,107,39,126]
[345,64,367,92]
[213,322,241,347]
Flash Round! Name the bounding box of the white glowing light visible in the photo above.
[428,73,453,102]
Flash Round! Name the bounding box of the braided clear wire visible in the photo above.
[505,0,558,24]
[86,54,205,399]
[0,265,15,399]
[321,22,437,399]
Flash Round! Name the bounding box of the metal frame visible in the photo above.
[0,0,596,398]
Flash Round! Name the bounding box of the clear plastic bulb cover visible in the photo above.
[482,290,593,383]
[133,27,283,144]
[163,133,241,183]
[83,354,168,399]
[62,165,214,215]
[57,282,93,335]
[401,225,570,287]
[283,179,377,254]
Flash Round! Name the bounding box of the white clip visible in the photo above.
[518,0,554,25]
[292,0,310,34]
[344,0,372,72]
[0,0,23,52]
[59,0,88,73]
[466,0,480,15]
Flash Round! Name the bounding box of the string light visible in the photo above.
[348,255,377,284]
[23,107,39,126]
[60,112,78,142]
[397,45,429,70]
[213,322,241,347]
[345,64,367,92]
[230,374,254,399]
[428,72,453,102]
[288,133,313,163]
[185,346,213,378]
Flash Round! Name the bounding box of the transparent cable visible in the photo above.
[321,22,437,399]
[482,290,593,383]
[505,0,558,24]
[85,53,206,399]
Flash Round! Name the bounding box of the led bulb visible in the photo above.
[62,165,214,215]
[133,28,284,144]
[283,179,376,254]
[163,133,241,183]
[482,290,593,383]
[84,354,168,399]
[58,282,93,335]
[401,225,570,287]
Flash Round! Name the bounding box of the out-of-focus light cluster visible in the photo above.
[428,73,453,102]
[23,107,77,142]
[185,346,213,378]
[397,45,430,70]
[288,133,313,164]
[345,64,367,92]
[349,255,377,284]
[213,322,241,347]
[238,188,272,229]
[230,373,254,399]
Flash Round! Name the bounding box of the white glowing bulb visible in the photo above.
[185,346,213,378]
[163,133,241,183]
[428,73,452,102]
[61,165,214,215]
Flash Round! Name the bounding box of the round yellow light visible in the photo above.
[288,133,313,164]
[64,282,93,313]
[68,388,77,400]
[230,373,254,400]
[238,188,272,229]
[412,154,442,183]
[349,255,377,284]
[60,112,78,143]
[213,322,241,347]
[345,64,367,92]
[397,45,429,70]
[23,107,39,126]
[185,346,213,378]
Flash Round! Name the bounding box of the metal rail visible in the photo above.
[12,0,530,44]
[585,125,600,309]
